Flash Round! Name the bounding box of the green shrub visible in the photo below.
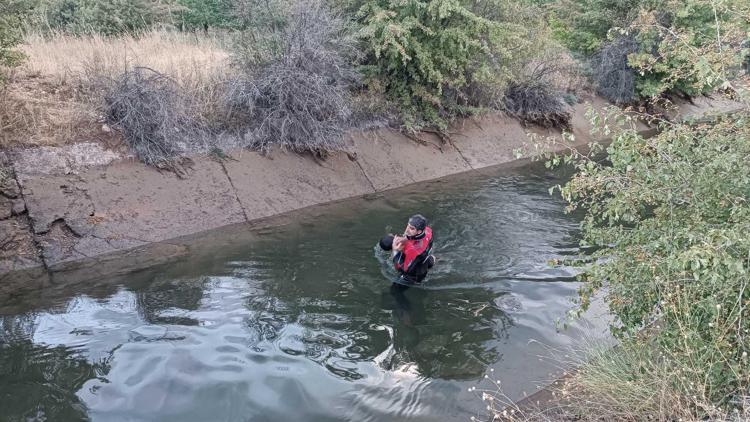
[549,0,649,55]
[624,6,736,99]
[0,0,36,80]
[554,111,750,413]
[355,0,542,131]
[43,0,164,35]
[565,339,750,420]
[551,0,748,101]
[173,0,236,32]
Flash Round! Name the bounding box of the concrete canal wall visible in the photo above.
[0,95,743,299]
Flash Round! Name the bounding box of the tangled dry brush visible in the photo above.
[98,0,357,173]
[223,2,359,157]
[104,67,209,175]
[502,60,573,130]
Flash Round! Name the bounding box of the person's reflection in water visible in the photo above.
[383,283,427,351]
[380,281,511,380]
[390,283,414,327]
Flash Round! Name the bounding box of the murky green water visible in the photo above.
[0,162,610,422]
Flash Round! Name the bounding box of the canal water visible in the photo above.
[0,162,610,421]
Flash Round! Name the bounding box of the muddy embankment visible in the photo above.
[0,96,744,305]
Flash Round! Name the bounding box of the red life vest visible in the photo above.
[393,227,433,277]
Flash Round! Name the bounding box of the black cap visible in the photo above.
[408,214,427,231]
[379,234,394,251]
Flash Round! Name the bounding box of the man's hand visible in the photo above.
[392,235,406,252]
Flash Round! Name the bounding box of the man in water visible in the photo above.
[380,214,435,284]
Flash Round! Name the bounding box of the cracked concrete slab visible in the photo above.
[0,172,20,198]
[449,97,624,170]
[83,159,246,243]
[20,174,95,236]
[11,199,25,215]
[674,95,746,120]
[0,197,12,220]
[13,142,122,177]
[346,128,473,191]
[0,217,42,273]
[447,113,530,168]
[36,219,87,264]
[222,149,375,220]
[18,158,245,269]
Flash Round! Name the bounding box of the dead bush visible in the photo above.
[502,61,572,130]
[592,36,639,105]
[101,67,210,175]
[224,0,358,156]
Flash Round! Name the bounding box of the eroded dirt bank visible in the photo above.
[0,96,743,299]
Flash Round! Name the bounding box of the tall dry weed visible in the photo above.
[0,82,97,148]
[2,30,231,149]
[477,339,750,422]
[20,30,229,87]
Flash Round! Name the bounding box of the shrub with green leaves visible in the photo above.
[554,110,750,413]
[0,0,36,78]
[173,0,236,32]
[43,0,165,35]
[355,0,542,130]
[549,0,650,55]
[552,0,749,101]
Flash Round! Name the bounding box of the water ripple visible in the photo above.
[0,162,613,421]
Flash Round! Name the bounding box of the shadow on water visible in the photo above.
[0,161,610,421]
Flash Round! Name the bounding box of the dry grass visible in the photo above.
[1,30,230,149]
[20,30,229,87]
[0,78,102,148]
[476,340,750,422]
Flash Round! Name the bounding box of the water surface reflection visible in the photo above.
[0,162,610,421]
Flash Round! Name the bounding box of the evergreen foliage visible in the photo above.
[0,0,36,75]
[552,0,749,101]
[43,0,166,35]
[173,0,236,31]
[355,0,541,130]
[552,110,750,412]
